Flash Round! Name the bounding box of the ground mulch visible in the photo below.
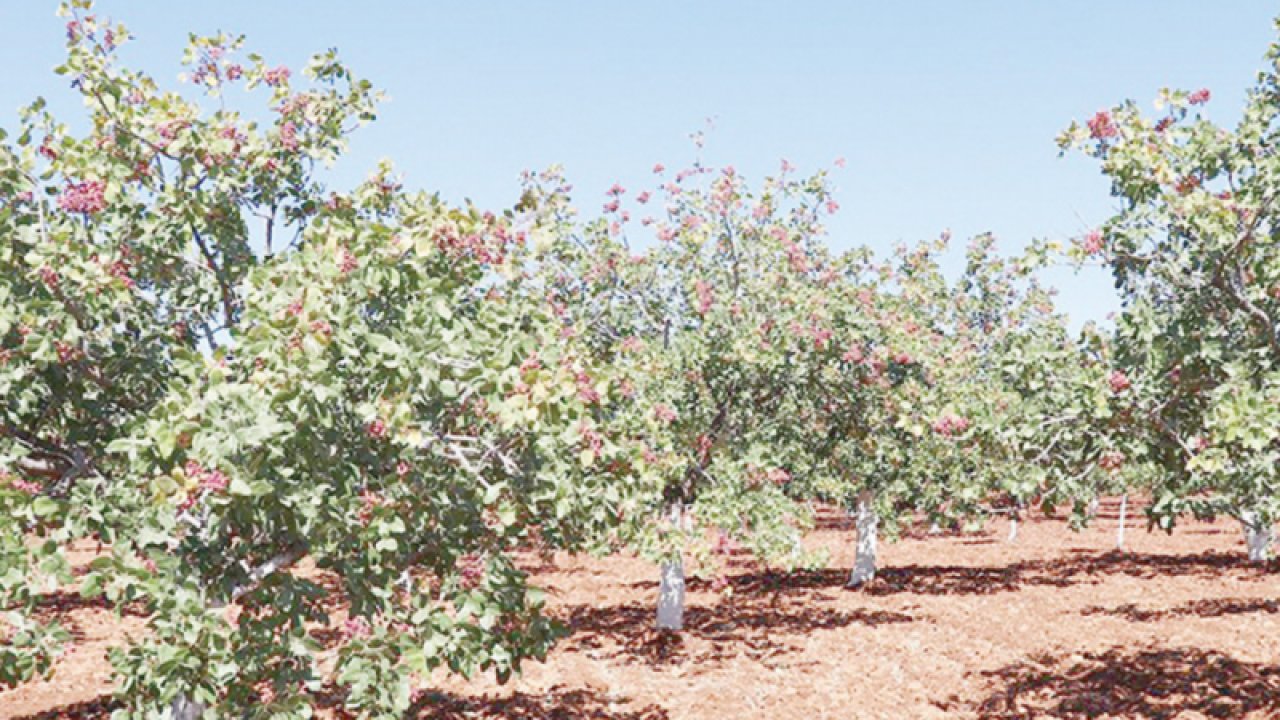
[4,499,1279,719]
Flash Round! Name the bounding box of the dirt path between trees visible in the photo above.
[4,499,1279,719]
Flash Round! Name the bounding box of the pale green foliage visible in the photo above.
[1061,21,1280,529]
[0,3,652,717]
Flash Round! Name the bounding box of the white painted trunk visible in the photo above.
[848,490,878,587]
[1115,495,1128,551]
[928,521,942,535]
[170,695,205,720]
[1007,513,1019,543]
[1241,510,1273,563]
[656,557,685,630]
[1087,497,1100,517]
[656,503,687,631]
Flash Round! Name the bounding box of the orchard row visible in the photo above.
[2,3,1278,718]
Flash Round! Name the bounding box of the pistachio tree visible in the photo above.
[524,160,845,629]
[793,234,1115,584]
[1,4,650,718]
[1060,28,1280,561]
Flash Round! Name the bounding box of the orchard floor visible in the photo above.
[4,499,1280,720]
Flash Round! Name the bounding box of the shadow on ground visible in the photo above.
[411,686,668,719]
[9,687,666,720]
[560,592,912,667]
[647,550,1275,600]
[967,646,1280,719]
[1082,597,1280,622]
[9,697,122,720]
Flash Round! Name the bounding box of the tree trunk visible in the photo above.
[170,695,205,720]
[169,544,307,717]
[656,556,685,630]
[848,490,878,587]
[656,503,686,631]
[1241,510,1273,563]
[1007,510,1019,543]
[1115,494,1128,551]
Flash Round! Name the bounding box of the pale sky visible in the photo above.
[2,2,1277,326]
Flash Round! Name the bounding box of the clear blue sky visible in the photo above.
[2,2,1277,326]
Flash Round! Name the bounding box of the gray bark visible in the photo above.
[1241,510,1274,563]
[848,490,878,587]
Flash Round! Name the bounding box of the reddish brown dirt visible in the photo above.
[4,499,1280,719]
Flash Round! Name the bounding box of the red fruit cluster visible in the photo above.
[578,422,604,454]
[263,65,291,87]
[1108,370,1131,394]
[518,352,541,373]
[337,248,359,274]
[932,413,970,437]
[57,180,107,215]
[54,341,80,364]
[1087,111,1118,140]
[1188,88,1211,105]
[694,280,714,315]
[1082,230,1104,255]
[37,266,60,291]
[340,616,372,641]
[653,404,677,423]
[1099,450,1125,472]
[177,461,229,511]
[455,553,485,590]
[2,472,42,495]
[575,371,601,404]
[278,121,299,151]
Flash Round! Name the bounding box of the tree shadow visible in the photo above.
[560,590,912,668]
[714,549,1270,599]
[10,687,667,720]
[30,589,149,618]
[23,589,150,642]
[411,686,669,719]
[865,550,1268,596]
[621,550,1266,600]
[970,646,1280,719]
[1082,597,1280,623]
[8,697,122,719]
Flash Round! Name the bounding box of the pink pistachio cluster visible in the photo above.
[57,180,107,215]
[932,413,970,437]
[653,404,677,423]
[518,352,541,374]
[1188,88,1211,105]
[340,616,372,641]
[278,121,300,151]
[54,341,80,364]
[455,553,485,590]
[337,248,359,274]
[1098,450,1125,472]
[37,266,60,290]
[262,65,291,87]
[2,472,43,495]
[1108,370,1131,394]
[432,225,508,266]
[1083,230,1104,255]
[575,371,601,404]
[1087,111,1118,140]
[578,422,604,455]
[357,489,386,524]
[177,461,229,511]
[694,280,714,315]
